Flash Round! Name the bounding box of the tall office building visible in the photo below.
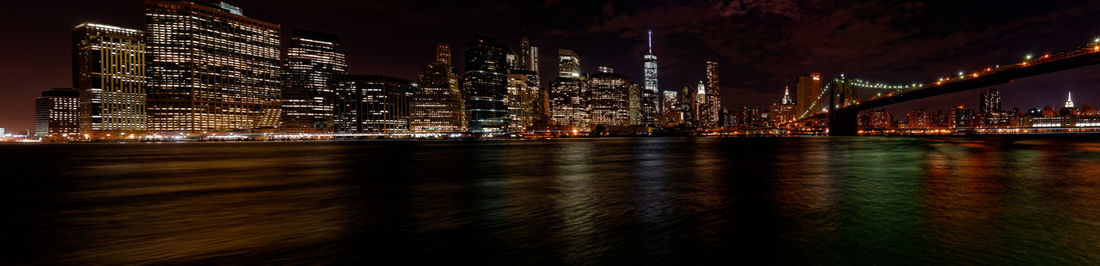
[335,75,413,133]
[978,88,1002,114]
[629,83,642,126]
[549,78,589,130]
[35,88,80,137]
[694,80,707,123]
[411,42,466,133]
[506,72,540,132]
[796,73,823,117]
[463,37,510,132]
[281,30,347,133]
[145,1,281,133]
[587,66,631,128]
[769,86,795,127]
[558,49,581,78]
[550,49,588,130]
[72,23,146,136]
[642,30,659,125]
[519,36,540,85]
[702,60,721,128]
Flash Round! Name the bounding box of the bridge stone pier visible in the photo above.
[828,110,859,136]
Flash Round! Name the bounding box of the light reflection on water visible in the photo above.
[1,138,1099,264]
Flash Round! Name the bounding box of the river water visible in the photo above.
[1,137,1098,264]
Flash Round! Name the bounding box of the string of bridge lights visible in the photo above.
[795,37,1100,120]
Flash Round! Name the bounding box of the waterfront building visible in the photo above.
[979,88,1002,114]
[906,108,936,129]
[661,90,682,126]
[587,66,632,128]
[769,86,796,127]
[703,60,721,128]
[463,37,510,132]
[641,30,658,126]
[411,42,465,133]
[72,23,146,136]
[796,73,823,117]
[334,75,413,133]
[549,78,589,130]
[145,1,281,133]
[950,106,976,128]
[739,105,763,128]
[506,71,540,131]
[281,30,347,133]
[35,88,80,137]
[869,109,893,129]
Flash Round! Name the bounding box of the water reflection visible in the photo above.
[2,138,1099,264]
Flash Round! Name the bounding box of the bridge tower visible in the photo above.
[827,78,860,136]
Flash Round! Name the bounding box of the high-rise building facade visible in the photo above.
[72,23,147,136]
[411,42,466,133]
[558,49,581,79]
[464,37,510,132]
[281,30,347,133]
[145,1,281,133]
[549,78,589,130]
[979,88,1002,114]
[35,88,80,137]
[642,30,659,126]
[703,60,721,128]
[506,71,540,132]
[769,87,796,127]
[587,67,631,128]
[796,73,823,117]
[335,75,413,133]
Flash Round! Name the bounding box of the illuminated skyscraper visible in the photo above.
[35,88,80,137]
[558,49,581,78]
[642,30,659,126]
[463,37,510,132]
[1065,91,1075,108]
[979,88,1002,114]
[703,60,721,128]
[72,23,146,136]
[411,42,465,133]
[506,71,540,132]
[695,80,707,122]
[796,73,823,117]
[281,30,347,133]
[145,1,281,133]
[588,66,631,128]
[549,78,588,130]
[335,75,413,133]
[769,86,795,127]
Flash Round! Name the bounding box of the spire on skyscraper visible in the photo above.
[1065,91,1075,108]
[781,86,792,105]
[647,29,653,54]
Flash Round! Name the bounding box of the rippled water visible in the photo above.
[1,137,1099,264]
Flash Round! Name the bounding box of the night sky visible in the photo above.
[3,0,1100,132]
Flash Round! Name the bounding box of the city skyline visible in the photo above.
[3,1,1100,132]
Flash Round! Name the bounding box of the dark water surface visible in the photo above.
[1,137,1099,264]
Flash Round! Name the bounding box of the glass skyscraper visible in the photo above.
[463,37,510,132]
[281,30,347,133]
[642,30,658,126]
[335,75,413,133]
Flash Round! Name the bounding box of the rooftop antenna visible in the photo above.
[647,29,653,54]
